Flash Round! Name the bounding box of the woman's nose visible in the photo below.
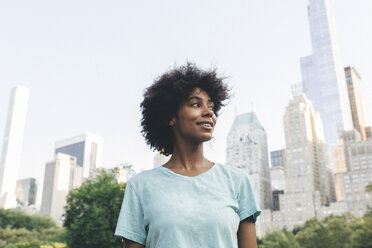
[202,106,213,117]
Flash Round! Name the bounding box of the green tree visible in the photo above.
[0,241,40,248]
[295,218,332,248]
[350,215,372,248]
[322,214,353,248]
[0,241,67,248]
[39,228,67,243]
[0,227,66,246]
[0,210,66,248]
[365,182,372,193]
[364,207,372,218]
[0,228,38,244]
[63,167,126,248]
[291,226,303,236]
[0,209,56,232]
[260,230,301,248]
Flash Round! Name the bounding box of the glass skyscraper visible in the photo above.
[55,132,103,178]
[300,0,352,150]
[0,85,29,209]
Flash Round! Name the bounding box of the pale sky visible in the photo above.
[0,0,371,206]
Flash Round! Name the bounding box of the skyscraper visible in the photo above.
[345,66,367,140]
[55,133,103,178]
[0,85,29,209]
[340,140,372,217]
[40,153,83,223]
[333,130,361,201]
[226,112,272,210]
[257,95,345,236]
[300,0,352,150]
[280,94,335,229]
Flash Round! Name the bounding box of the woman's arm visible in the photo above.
[237,217,257,248]
[123,238,145,248]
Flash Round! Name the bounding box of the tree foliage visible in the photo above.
[0,209,56,232]
[260,230,301,248]
[365,182,372,193]
[294,214,359,248]
[323,214,353,248]
[295,218,331,248]
[0,241,66,248]
[0,210,66,248]
[63,168,126,248]
[350,214,372,248]
[259,213,372,248]
[0,228,66,247]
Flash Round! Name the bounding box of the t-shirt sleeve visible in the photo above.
[237,174,261,222]
[114,182,147,245]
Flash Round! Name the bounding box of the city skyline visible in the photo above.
[0,0,371,207]
[300,0,352,150]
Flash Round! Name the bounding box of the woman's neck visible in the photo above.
[166,141,211,171]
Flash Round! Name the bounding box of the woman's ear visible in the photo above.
[169,118,175,127]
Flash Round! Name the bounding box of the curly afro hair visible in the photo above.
[140,63,230,156]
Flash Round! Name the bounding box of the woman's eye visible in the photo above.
[209,106,215,110]
[191,103,200,107]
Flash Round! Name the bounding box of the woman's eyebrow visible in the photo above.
[187,96,213,103]
[187,96,202,101]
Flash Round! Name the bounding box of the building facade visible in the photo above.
[282,94,335,227]
[336,139,372,217]
[15,178,37,207]
[333,130,361,201]
[259,95,339,236]
[345,66,367,140]
[55,132,103,178]
[270,166,285,192]
[269,150,286,211]
[283,94,335,204]
[0,85,29,209]
[300,0,352,150]
[270,150,285,168]
[40,153,83,224]
[226,112,272,210]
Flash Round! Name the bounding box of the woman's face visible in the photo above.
[170,88,217,144]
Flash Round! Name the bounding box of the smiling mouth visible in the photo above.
[197,123,213,128]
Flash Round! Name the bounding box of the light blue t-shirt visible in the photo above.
[115,163,261,248]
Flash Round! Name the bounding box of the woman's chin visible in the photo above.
[200,135,214,143]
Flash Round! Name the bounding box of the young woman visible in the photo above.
[115,64,260,248]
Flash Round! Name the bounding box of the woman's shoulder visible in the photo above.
[215,163,250,183]
[126,167,163,187]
